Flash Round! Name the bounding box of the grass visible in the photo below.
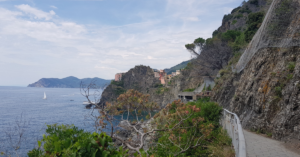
[266,132,272,137]
[183,88,195,92]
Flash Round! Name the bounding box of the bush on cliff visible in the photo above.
[28,124,126,157]
[149,99,233,157]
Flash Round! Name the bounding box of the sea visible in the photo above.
[0,86,102,156]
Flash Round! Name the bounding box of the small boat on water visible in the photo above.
[83,101,95,105]
[43,92,47,100]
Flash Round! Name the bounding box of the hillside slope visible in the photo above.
[28,76,110,88]
[164,60,191,74]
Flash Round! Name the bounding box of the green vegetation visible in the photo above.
[238,6,251,14]
[234,14,243,19]
[266,132,272,137]
[232,20,237,25]
[221,30,241,42]
[111,80,124,87]
[156,87,169,95]
[228,52,242,66]
[28,124,126,157]
[212,30,219,37]
[111,80,127,95]
[245,12,264,42]
[287,74,293,80]
[275,0,294,16]
[194,37,206,45]
[149,99,234,156]
[250,0,259,6]
[185,43,195,50]
[223,14,233,22]
[287,62,296,71]
[183,88,195,92]
[231,6,241,14]
[207,85,212,91]
[275,86,282,97]
[154,83,164,88]
[114,86,126,95]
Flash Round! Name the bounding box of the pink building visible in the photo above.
[159,70,166,84]
[115,73,124,81]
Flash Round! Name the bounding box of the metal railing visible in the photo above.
[221,109,246,157]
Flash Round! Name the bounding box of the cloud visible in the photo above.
[50,5,57,9]
[15,4,55,20]
[186,17,200,22]
[0,0,242,85]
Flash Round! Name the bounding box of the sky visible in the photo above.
[0,0,243,86]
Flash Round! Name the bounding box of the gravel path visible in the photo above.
[244,130,300,157]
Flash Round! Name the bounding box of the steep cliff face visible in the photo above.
[213,47,300,147]
[212,0,300,148]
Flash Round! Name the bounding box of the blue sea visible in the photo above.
[0,86,101,156]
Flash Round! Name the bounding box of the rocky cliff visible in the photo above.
[99,64,204,108]
[212,0,300,149]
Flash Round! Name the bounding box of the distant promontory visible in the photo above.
[28,76,111,88]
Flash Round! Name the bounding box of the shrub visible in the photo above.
[207,85,212,91]
[232,20,237,25]
[235,14,243,19]
[114,86,126,95]
[154,83,164,88]
[238,6,251,14]
[219,69,229,76]
[111,80,124,87]
[156,87,169,94]
[287,74,293,80]
[223,14,233,22]
[28,124,126,157]
[245,12,264,42]
[288,62,296,71]
[275,86,282,97]
[149,99,224,156]
[212,30,219,37]
[221,30,241,42]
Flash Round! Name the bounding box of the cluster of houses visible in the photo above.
[114,69,181,85]
[153,69,181,84]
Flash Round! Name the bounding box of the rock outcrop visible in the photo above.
[100,65,204,108]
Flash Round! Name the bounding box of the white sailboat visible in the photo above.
[43,92,47,99]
